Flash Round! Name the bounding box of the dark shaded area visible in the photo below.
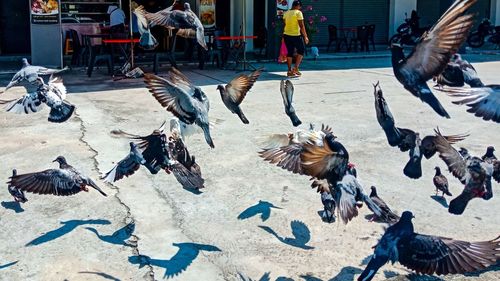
[0,261,18,269]
[430,195,449,208]
[238,200,281,222]
[1,201,24,213]
[26,219,111,246]
[78,271,121,281]
[258,220,314,250]
[128,242,221,278]
[300,266,362,281]
[383,270,399,279]
[84,222,135,247]
[276,277,294,281]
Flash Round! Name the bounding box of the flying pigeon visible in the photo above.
[109,122,205,190]
[132,3,158,51]
[373,82,468,179]
[358,211,500,281]
[2,58,68,94]
[433,167,452,197]
[434,62,465,87]
[433,133,498,214]
[7,156,107,197]
[439,85,500,123]
[368,186,399,224]
[144,68,214,148]
[435,54,484,88]
[7,169,28,203]
[1,75,75,123]
[134,3,207,50]
[102,142,148,183]
[389,0,477,118]
[217,69,261,124]
[280,79,302,127]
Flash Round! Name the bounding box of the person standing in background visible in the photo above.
[283,1,309,77]
[107,5,126,35]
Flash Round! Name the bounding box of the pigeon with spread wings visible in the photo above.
[390,0,477,118]
[144,69,214,148]
[358,211,500,281]
[217,69,262,124]
[434,53,484,88]
[433,132,498,214]
[373,82,468,179]
[280,79,302,127]
[7,156,107,198]
[440,85,500,123]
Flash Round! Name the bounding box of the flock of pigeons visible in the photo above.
[1,0,499,280]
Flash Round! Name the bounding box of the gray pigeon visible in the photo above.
[441,85,500,123]
[368,186,399,224]
[311,179,335,222]
[280,79,302,127]
[389,0,476,118]
[2,58,68,94]
[134,3,207,50]
[359,211,500,281]
[132,4,158,51]
[1,75,75,123]
[144,69,214,148]
[8,156,107,197]
[217,69,261,124]
[102,142,147,183]
[7,169,28,203]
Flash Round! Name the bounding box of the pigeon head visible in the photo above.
[21,58,29,67]
[400,211,415,221]
[372,81,382,97]
[486,146,495,154]
[458,147,469,157]
[451,53,462,62]
[370,186,377,196]
[216,84,224,93]
[183,3,191,10]
[129,142,137,149]
[52,156,68,165]
[434,166,441,172]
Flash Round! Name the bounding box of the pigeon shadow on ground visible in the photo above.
[300,266,362,281]
[238,272,271,281]
[258,220,314,250]
[430,195,449,208]
[84,222,135,247]
[383,270,399,279]
[464,262,500,277]
[238,200,282,222]
[78,271,121,281]
[128,242,221,278]
[25,219,111,246]
[181,186,203,195]
[1,201,24,213]
[407,274,444,281]
[0,261,18,270]
[276,277,294,281]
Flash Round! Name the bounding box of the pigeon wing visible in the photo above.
[225,69,261,105]
[290,220,310,244]
[398,233,500,275]
[433,130,468,181]
[400,0,476,82]
[102,145,145,183]
[171,162,205,189]
[301,137,348,180]
[421,130,468,159]
[144,73,197,123]
[334,174,359,224]
[257,134,291,149]
[444,85,500,123]
[259,143,305,175]
[8,169,81,196]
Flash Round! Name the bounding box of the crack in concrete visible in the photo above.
[74,112,155,281]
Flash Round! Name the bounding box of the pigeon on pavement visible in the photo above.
[373,82,468,179]
[7,169,28,203]
[144,68,214,148]
[280,79,302,127]
[389,0,476,118]
[217,69,261,124]
[7,156,107,197]
[433,167,453,197]
[358,211,500,281]
[368,186,399,224]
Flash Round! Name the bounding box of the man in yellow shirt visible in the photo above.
[283,1,309,77]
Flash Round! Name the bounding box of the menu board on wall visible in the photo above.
[31,0,60,24]
[199,0,216,30]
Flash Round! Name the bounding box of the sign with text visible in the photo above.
[31,0,60,24]
[199,0,216,30]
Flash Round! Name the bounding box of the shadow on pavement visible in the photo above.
[84,222,135,247]
[128,242,221,278]
[78,271,121,281]
[1,201,24,213]
[258,220,314,250]
[0,261,18,270]
[25,219,111,246]
[430,195,449,208]
[237,200,281,222]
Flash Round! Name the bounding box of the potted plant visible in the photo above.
[303,4,327,57]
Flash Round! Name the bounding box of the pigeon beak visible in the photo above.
[52,159,57,163]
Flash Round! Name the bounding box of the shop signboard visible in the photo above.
[30,0,63,68]
[199,0,216,30]
[31,0,60,24]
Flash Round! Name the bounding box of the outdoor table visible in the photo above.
[214,35,258,41]
[338,27,357,52]
[213,36,258,70]
[103,38,141,76]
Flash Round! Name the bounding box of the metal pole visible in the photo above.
[129,0,134,68]
[243,0,247,70]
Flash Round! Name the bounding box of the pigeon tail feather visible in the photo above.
[449,191,474,215]
[403,156,422,179]
[48,102,75,123]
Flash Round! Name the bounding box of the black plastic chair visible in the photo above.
[350,25,369,52]
[367,24,376,51]
[67,29,84,66]
[85,35,113,77]
[326,25,339,52]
